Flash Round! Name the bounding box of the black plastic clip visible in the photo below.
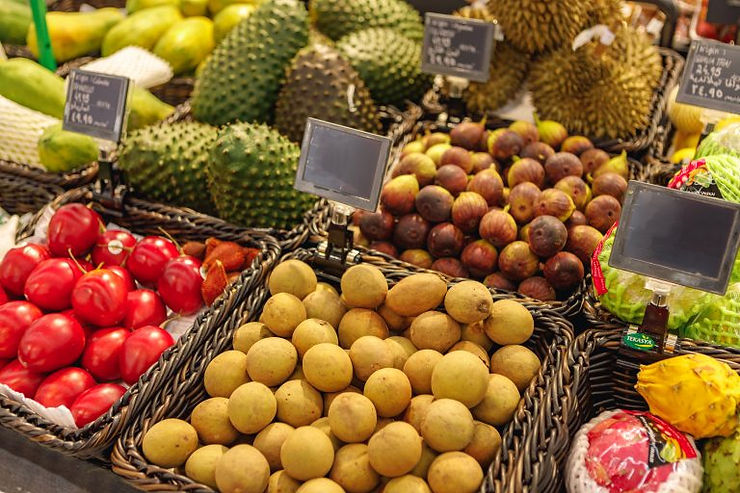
[312,204,357,278]
[92,150,127,218]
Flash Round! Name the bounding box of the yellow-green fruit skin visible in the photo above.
[126,0,180,13]
[102,5,183,56]
[0,58,65,118]
[127,87,175,130]
[38,123,98,172]
[154,17,215,75]
[181,0,209,16]
[213,4,255,43]
[635,353,740,439]
[702,431,740,493]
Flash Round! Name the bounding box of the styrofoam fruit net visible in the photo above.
[80,46,173,89]
[0,95,58,168]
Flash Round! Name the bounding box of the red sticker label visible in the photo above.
[591,222,618,296]
[623,410,698,465]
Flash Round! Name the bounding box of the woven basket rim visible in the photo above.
[0,173,63,215]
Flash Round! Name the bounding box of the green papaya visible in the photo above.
[0,0,32,45]
[181,0,208,16]
[27,9,124,63]
[128,88,175,130]
[38,123,99,172]
[102,6,183,56]
[213,4,255,43]
[126,0,180,13]
[154,17,214,74]
[0,58,65,118]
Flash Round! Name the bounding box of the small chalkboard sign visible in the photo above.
[421,12,495,83]
[676,40,740,114]
[294,118,392,211]
[609,181,740,295]
[63,69,130,143]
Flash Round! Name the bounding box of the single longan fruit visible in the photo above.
[274,379,323,427]
[340,264,388,309]
[246,337,297,386]
[214,444,270,493]
[329,443,380,493]
[280,426,335,481]
[464,421,502,468]
[484,300,534,345]
[367,421,423,477]
[227,382,276,434]
[302,343,353,392]
[303,289,346,329]
[363,367,412,417]
[204,350,249,398]
[142,418,198,468]
[472,374,520,426]
[291,318,338,358]
[233,322,272,354]
[349,335,394,381]
[409,311,461,352]
[403,394,435,434]
[431,351,489,408]
[489,345,541,392]
[260,293,307,337]
[268,259,317,299]
[253,422,295,471]
[338,308,389,348]
[185,444,227,489]
[385,336,417,369]
[427,452,483,493]
[190,397,239,445]
[327,392,377,443]
[444,280,493,324]
[403,349,443,395]
[420,399,474,452]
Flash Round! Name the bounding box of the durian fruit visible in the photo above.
[490,0,591,54]
[309,0,423,42]
[336,28,431,108]
[275,44,381,143]
[528,26,661,139]
[118,121,218,214]
[588,0,625,26]
[207,122,316,229]
[635,353,740,439]
[702,432,740,493]
[191,0,308,126]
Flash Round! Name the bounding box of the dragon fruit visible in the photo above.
[636,354,740,439]
[566,410,703,493]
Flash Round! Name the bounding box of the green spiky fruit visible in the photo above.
[336,27,431,107]
[490,0,591,54]
[207,122,315,229]
[191,0,308,125]
[703,432,740,493]
[528,26,661,139]
[309,0,423,41]
[119,121,218,214]
[275,44,381,143]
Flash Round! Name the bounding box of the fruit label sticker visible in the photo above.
[294,118,392,211]
[63,69,130,143]
[622,331,656,352]
[421,13,495,83]
[676,40,740,114]
[622,411,698,467]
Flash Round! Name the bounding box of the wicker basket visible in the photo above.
[111,246,575,491]
[496,328,740,493]
[0,186,281,460]
[50,0,126,10]
[0,173,63,215]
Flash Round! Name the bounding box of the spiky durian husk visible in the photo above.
[588,0,625,26]
[336,28,432,107]
[275,44,381,143]
[191,0,308,126]
[490,0,591,54]
[529,26,662,139]
[118,121,218,214]
[309,0,423,41]
[207,122,315,229]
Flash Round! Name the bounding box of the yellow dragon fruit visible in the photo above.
[635,353,740,439]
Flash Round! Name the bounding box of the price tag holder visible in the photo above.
[421,12,495,83]
[675,40,740,114]
[706,0,740,24]
[63,69,130,143]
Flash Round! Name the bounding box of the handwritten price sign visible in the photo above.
[676,40,740,114]
[63,69,130,143]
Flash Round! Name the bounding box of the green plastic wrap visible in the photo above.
[695,123,740,159]
[683,284,740,348]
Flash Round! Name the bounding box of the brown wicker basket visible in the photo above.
[496,328,740,493]
[150,77,194,107]
[49,0,126,11]
[0,186,281,460]
[0,173,63,215]
[110,245,574,491]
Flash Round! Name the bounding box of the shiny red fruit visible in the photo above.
[0,301,43,358]
[47,204,102,258]
[60,309,94,339]
[24,258,83,311]
[0,244,50,296]
[119,325,173,385]
[126,236,179,286]
[157,256,203,315]
[91,230,136,267]
[0,359,45,396]
[75,258,94,273]
[18,313,86,373]
[82,327,129,381]
[0,285,6,305]
[124,289,167,330]
[108,265,136,292]
[0,359,8,370]
[70,383,126,427]
[34,367,96,408]
[72,269,128,327]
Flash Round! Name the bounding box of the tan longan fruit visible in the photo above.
[340,264,388,309]
[374,417,395,434]
[484,300,534,345]
[302,343,353,392]
[280,426,335,481]
[464,421,501,468]
[489,345,541,392]
[303,289,346,329]
[246,337,297,386]
[214,444,270,493]
[191,397,239,445]
[260,293,307,337]
[233,322,272,354]
[185,444,227,489]
[268,260,317,299]
[323,386,361,416]
[363,368,412,417]
[274,379,323,427]
[403,394,435,434]
[448,341,489,368]
[316,282,339,295]
[330,443,380,493]
[204,350,249,398]
[142,419,198,468]
[410,442,437,479]
[385,475,432,493]
[291,318,338,358]
[427,452,483,493]
[228,382,276,434]
[338,308,389,349]
[267,470,300,493]
[409,311,460,352]
[377,303,411,332]
[384,273,447,317]
[253,422,295,471]
[327,392,377,443]
[349,335,394,381]
[310,417,342,451]
[444,280,493,324]
[472,374,520,426]
[385,336,417,369]
[296,478,345,493]
[430,351,489,408]
[403,350,443,395]
[420,399,474,452]
[461,321,494,351]
[367,421,423,477]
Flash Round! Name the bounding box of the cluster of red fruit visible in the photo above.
[0,203,212,427]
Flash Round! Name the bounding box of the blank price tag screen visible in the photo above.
[295,118,391,211]
[610,182,740,294]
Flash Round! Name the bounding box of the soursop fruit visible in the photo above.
[191,0,308,125]
[118,121,218,214]
[207,122,315,229]
[309,0,423,41]
[702,432,740,493]
[336,27,431,107]
[275,44,381,143]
